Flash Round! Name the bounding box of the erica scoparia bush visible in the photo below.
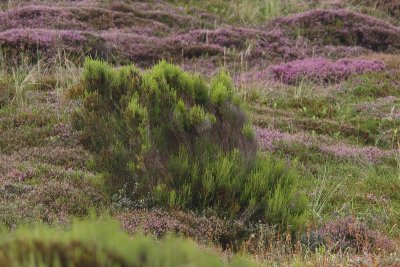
[72,58,308,229]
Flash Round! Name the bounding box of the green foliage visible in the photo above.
[210,71,233,106]
[72,58,307,230]
[242,122,255,140]
[0,218,259,267]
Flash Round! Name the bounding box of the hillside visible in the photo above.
[0,0,399,266]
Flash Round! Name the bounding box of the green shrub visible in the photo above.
[0,218,259,267]
[163,147,308,230]
[210,71,233,106]
[72,59,308,230]
[242,122,255,140]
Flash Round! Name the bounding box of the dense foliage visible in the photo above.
[1,1,399,265]
[72,59,308,229]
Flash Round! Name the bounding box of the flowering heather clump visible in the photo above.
[0,29,52,47]
[319,143,392,163]
[0,28,86,61]
[256,127,309,151]
[0,2,216,65]
[0,5,77,31]
[0,177,104,228]
[28,179,104,222]
[117,210,244,246]
[316,217,396,253]
[267,57,385,84]
[270,9,400,51]
[0,4,205,33]
[0,28,85,46]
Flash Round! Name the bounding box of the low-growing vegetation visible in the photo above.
[0,0,399,266]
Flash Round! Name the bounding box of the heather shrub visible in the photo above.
[0,29,88,65]
[315,217,396,253]
[274,9,400,51]
[0,218,259,267]
[72,59,308,230]
[28,179,105,224]
[117,209,246,248]
[268,57,385,84]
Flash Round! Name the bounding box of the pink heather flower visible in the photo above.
[319,144,392,163]
[0,29,85,47]
[257,127,289,151]
[267,57,385,84]
[256,127,313,151]
[317,216,396,253]
[270,9,400,51]
[1,3,399,68]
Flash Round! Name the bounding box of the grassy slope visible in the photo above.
[0,0,399,266]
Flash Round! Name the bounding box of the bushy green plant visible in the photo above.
[163,147,308,229]
[72,58,308,230]
[242,122,255,140]
[0,218,259,267]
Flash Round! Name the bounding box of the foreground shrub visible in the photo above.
[268,57,385,84]
[0,218,259,267]
[72,59,308,230]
